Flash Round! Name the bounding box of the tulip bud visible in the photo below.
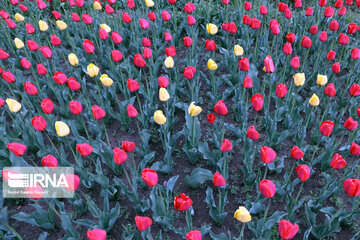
[293,73,305,86]
[68,53,79,66]
[344,117,358,130]
[278,220,299,239]
[127,104,138,118]
[15,13,24,21]
[251,93,264,111]
[56,20,67,30]
[159,87,170,102]
[316,74,328,85]
[290,146,304,160]
[7,142,27,156]
[153,110,166,125]
[320,121,335,136]
[99,74,113,87]
[330,153,346,169]
[87,64,99,77]
[234,206,251,222]
[164,56,174,68]
[259,179,276,198]
[220,139,233,152]
[207,59,218,70]
[188,102,202,116]
[260,146,276,164]
[38,20,48,31]
[87,229,106,240]
[14,38,24,49]
[350,142,360,155]
[6,98,22,113]
[141,168,158,187]
[309,94,320,106]
[206,23,218,35]
[296,164,310,181]
[55,121,70,137]
[246,125,260,140]
[94,1,102,10]
[135,216,153,231]
[343,179,360,197]
[214,100,228,115]
[41,98,54,114]
[41,155,58,168]
[174,193,193,211]
[186,230,202,240]
[234,45,244,56]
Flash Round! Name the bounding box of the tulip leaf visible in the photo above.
[184,168,213,189]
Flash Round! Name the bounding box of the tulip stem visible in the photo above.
[0,219,23,240]
[239,222,246,240]
[157,186,167,213]
[191,117,196,147]
[267,75,272,113]
[45,132,61,159]
[122,163,133,188]
[289,182,304,221]
[103,121,111,146]
[262,199,271,228]
[163,124,168,151]
[263,165,268,180]
[80,114,91,140]
[309,139,321,167]
[185,209,192,232]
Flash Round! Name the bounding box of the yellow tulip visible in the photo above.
[309,93,320,106]
[56,20,67,30]
[164,56,174,68]
[68,53,79,66]
[293,73,305,86]
[94,1,102,10]
[207,59,218,71]
[100,24,111,33]
[188,102,202,117]
[316,74,328,86]
[206,23,218,35]
[6,98,22,113]
[39,20,48,31]
[234,45,244,56]
[14,38,24,49]
[87,64,99,77]
[234,206,251,223]
[145,0,154,7]
[15,13,24,22]
[100,74,113,87]
[55,121,70,137]
[159,88,170,102]
[153,110,166,125]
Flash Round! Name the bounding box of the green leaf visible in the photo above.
[184,168,213,189]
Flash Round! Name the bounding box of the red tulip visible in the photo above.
[290,146,304,160]
[122,12,132,23]
[290,56,300,69]
[99,28,108,40]
[238,57,249,72]
[324,6,334,17]
[320,121,334,136]
[76,143,93,157]
[250,18,261,29]
[19,4,28,12]
[301,36,312,48]
[186,230,202,240]
[344,117,358,130]
[161,10,171,22]
[52,11,62,19]
[64,174,80,192]
[244,1,252,10]
[329,20,339,31]
[127,0,134,9]
[92,105,106,120]
[113,147,127,164]
[284,8,292,19]
[174,193,193,211]
[351,48,360,59]
[184,66,196,79]
[343,179,360,197]
[6,19,17,29]
[276,83,288,98]
[20,58,31,69]
[296,164,310,182]
[286,33,295,43]
[143,48,152,59]
[41,98,54,114]
[41,155,58,168]
[164,32,172,41]
[134,53,146,68]
[260,146,276,164]
[330,153,346,169]
[278,219,299,239]
[327,50,336,60]
[105,4,114,14]
[25,23,35,34]
[127,104,138,117]
[246,125,259,140]
[40,46,52,59]
[158,76,169,88]
[0,98,4,107]
[207,113,216,123]
[184,2,196,13]
[331,62,341,73]
[139,19,149,29]
[335,0,344,8]
[127,78,139,92]
[32,116,46,131]
[324,83,336,97]
[243,75,253,88]
[83,40,95,54]
[0,10,9,19]
[141,168,158,187]
[7,142,27,156]
[349,84,360,96]
[309,25,318,35]
[251,93,264,111]
[259,179,276,198]
[220,139,232,152]
[214,100,228,115]
[135,216,153,231]
[111,32,122,44]
[37,0,47,9]
[205,40,216,51]
[27,40,39,51]
[0,49,9,60]
[348,23,357,34]
[165,46,176,57]
[51,34,62,46]
[25,185,44,200]
[264,55,275,73]
[148,12,156,21]
[52,72,66,85]
[112,50,123,62]
[72,13,80,22]
[319,0,327,6]
[213,172,226,187]
[242,15,252,25]
[269,19,280,35]
[67,77,81,91]
[260,5,268,15]
[82,14,93,24]
[2,71,15,83]
[338,33,349,44]
[24,82,38,95]
[282,43,292,55]
[142,37,152,47]
[319,31,328,41]
[36,64,47,75]
[69,100,82,115]
[122,141,136,152]
[305,7,314,16]
[87,229,106,240]
[350,142,360,155]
